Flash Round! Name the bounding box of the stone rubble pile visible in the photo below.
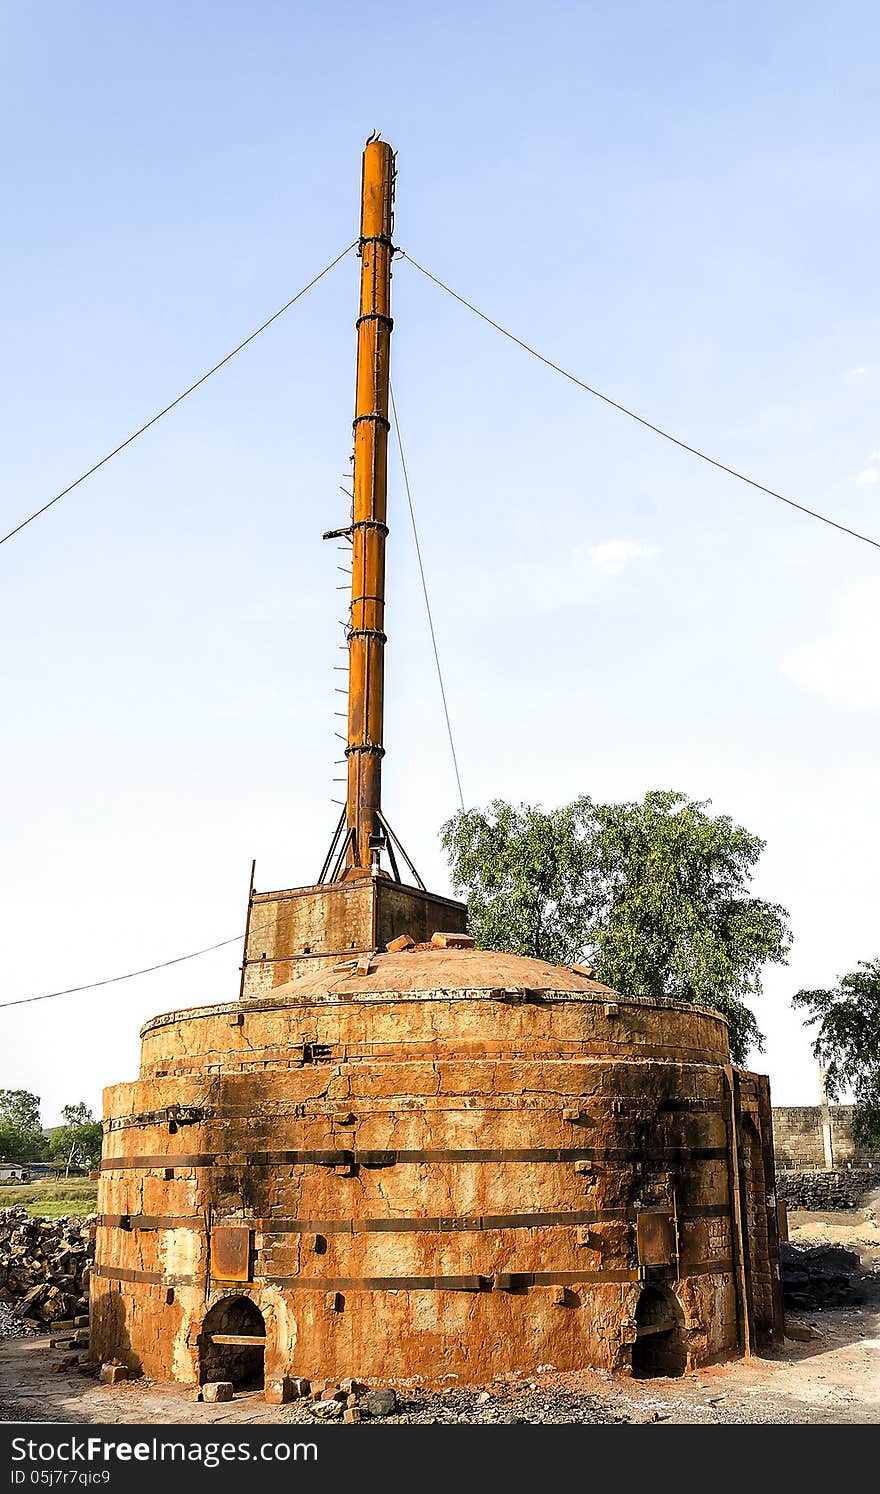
[779,1240,875,1311]
[307,1380,397,1422]
[194,1375,394,1422]
[0,1207,94,1327]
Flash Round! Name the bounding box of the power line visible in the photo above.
[0,241,358,549]
[0,935,242,1011]
[398,250,880,554]
[389,381,465,811]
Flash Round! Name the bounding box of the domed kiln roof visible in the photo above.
[272,945,619,1000]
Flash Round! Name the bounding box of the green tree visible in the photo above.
[792,960,880,1151]
[49,1102,103,1175]
[0,1089,45,1163]
[440,799,596,967]
[441,789,791,1064]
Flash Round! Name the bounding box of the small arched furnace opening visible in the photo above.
[198,1296,266,1388]
[631,1284,686,1379]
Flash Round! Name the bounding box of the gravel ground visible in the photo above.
[2,1309,878,1426]
[0,1302,37,1339]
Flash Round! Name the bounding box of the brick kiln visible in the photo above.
[92,139,784,1389]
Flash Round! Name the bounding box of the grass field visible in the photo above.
[0,1177,98,1218]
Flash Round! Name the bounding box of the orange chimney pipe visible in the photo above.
[342,139,395,875]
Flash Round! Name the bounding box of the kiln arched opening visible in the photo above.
[631,1285,686,1379]
[198,1296,266,1389]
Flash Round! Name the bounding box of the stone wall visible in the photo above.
[776,1167,878,1211]
[771,1105,861,1169]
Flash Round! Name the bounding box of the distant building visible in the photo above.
[0,1163,30,1182]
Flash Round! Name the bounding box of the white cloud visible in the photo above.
[856,468,879,485]
[442,536,655,619]
[586,538,654,577]
[782,580,880,712]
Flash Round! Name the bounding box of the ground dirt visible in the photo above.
[2,1199,878,1427]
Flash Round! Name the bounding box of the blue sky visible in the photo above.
[2,1,879,1122]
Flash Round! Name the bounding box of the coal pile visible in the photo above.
[0,1207,94,1327]
[366,1387,631,1425]
[780,1241,874,1311]
[283,1380,631,1425]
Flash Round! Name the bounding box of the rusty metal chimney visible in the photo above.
[341,138,395,876]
